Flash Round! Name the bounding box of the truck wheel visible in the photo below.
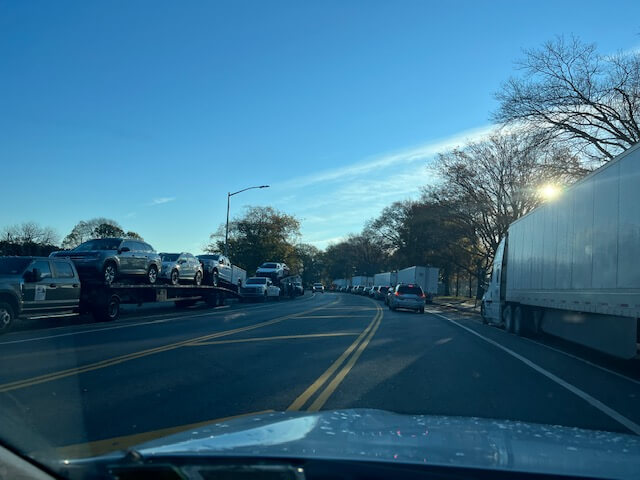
[513,305,524,336]
[103,262,117,285]
[503,304,514,333]
[175,299,197,309]
[170,269,180,286]
[419,306,425,314]
[147,265,158,284]
[481,303,488,324]
[0,302,15,333]
[205,294,217,307]
[194,270,203,286]
[262,292,268,302]
[212,270,219,287]
[95,295,120,322]
[532,309,543,336]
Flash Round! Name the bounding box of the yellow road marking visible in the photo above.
[187,332,360,346]
[293,315,372,319]
[0,301,338,393]
[308,309,382,411]
[54,410,275,459]
[286,302,382,411]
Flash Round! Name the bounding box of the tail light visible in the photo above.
[420,293,426,298]
[395,291,400,296]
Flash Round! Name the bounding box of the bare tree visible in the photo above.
[1,222,59,245]
[434,131,563,268]
[495,36,640,163]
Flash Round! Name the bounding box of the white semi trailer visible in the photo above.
[482,143,640,359]
[373,272,398,287]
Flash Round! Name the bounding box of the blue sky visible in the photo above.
[1,0,639,252]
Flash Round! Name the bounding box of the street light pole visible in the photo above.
[224,185,270,257]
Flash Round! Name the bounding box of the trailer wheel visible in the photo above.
[0,302,15,333]
[502,304,513,332]
[175,299,197,309]
[513,305,524,336]
[205,294,217,307]
[94,295,120,322]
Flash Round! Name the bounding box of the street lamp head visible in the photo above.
[260,185,270,188]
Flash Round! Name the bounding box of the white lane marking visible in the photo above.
[521,337,640,387]
[0,294,321,346]
[430,310,640,435]
[439,308,640,388]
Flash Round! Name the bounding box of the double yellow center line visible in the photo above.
[0,301,338,394]
[287,301,383,412]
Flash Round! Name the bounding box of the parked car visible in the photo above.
[294,281,304,295]
[239,277,281,301]
[313,283,324,293]
[159,253,203,285]
[353,285,365,295]
[369,286,379,298]
[0,256,81,332]
[256,262,287,281]
[51,238,161,285]
[387,283,426,313]
[375,286,390,300]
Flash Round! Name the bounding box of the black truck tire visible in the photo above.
[93,295,120,322]
[0,301,15,333]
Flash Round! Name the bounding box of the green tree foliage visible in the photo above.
[62,218,144,249]
[295,243,324,286]
[207,206,301,274]
[323,234,387,281]
[93,223,125,238]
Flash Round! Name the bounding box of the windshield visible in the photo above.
[73,239,121,251]
[0,257,32,275]
[3,3,640,479]
[197,255,219,261]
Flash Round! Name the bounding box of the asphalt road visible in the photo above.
[1,292,639,459]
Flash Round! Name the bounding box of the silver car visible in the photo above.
[387,283,426,313]
[159,253,203,285]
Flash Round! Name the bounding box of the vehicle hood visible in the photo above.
[0,273,24,284]
[130,409,640,479]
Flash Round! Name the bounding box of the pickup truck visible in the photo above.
[0,256,81,332]
[197,254,246,291]
[238,277,281,302]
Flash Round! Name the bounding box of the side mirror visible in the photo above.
[119,247,130,253]
[25,268,41,282]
